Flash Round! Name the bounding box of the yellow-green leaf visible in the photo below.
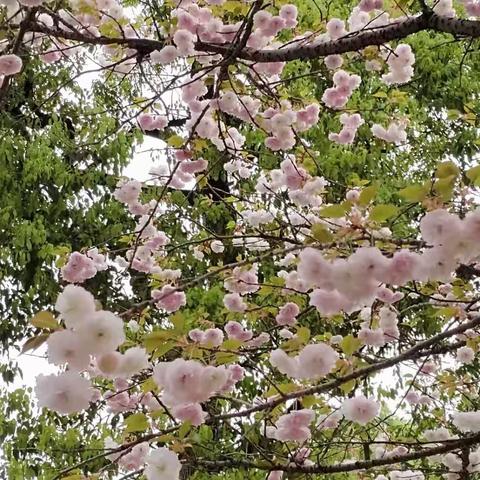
[369,204,398,223]
[436,161,460,179]
[466,165,480,185]
[21,333,49,353]
[178,421,192,439]
[358,185,377,206]
[215,351,239,365]
[125,412,149,433]
[399,184,428,202]
[311,223,334,243]
[167,134,185,148]
[340,335,362,356]
[30,311,58,330]
[319,203,349,218]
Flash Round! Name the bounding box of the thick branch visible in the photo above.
[192,431,480,474]
[23,12,480,64]
[211,314,480,421]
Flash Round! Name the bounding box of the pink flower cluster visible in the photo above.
[225,321,253,342]
[463,0,480,16]
[188,327,224,347]
[35,286,152,414]
[224,265,259,294]
[153,359,242,425]
[262,102,319,151]
[328,113,364,144]
[270,343,338,380]
[266,409,315,442]
[0,54,22,75]
[152,285,186,312]
[109,440,150,472]
[295,207,480,318]
[382,44,415,85]
[223,292,248,312]
[342,395,379,425]
[275,302,300,326]
[61,250,106,283]
[105,378,142,413]
[358,0,384,12]
[371,120,407,144]
[322,70,361,109]
[137,113,168,131]
[256,157,328,208]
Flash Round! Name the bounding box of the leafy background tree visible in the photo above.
[1,0,480,479]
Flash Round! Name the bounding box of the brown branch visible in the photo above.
[21,12,480,64]
[210,313,480,422]
[191,431,480,474]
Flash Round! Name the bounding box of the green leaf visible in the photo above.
[319,203,349,218]
[141,377,158,393]
[399,184,428,202]
[30,311,58,330]
[178,421,192,440]
[215,351,239,365]
[171,311,186,334]
[358,185,377,206]
[296,326,310,344]
[311,223,334,243]
[436,161,460,179]
[340,379,356,393]
[125,412,149,433]
[167,134,185,148]
[466,165,480,184]
[369,204,398,222]
[144,330,175,352]
[340,335,362,356]
[21,333,49,353]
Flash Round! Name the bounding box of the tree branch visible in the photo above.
[22,12,480,65]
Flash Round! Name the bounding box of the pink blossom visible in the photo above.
[342,395,379,425]
[297,247,332,288]
[152,285,186,312]
[153,359,228,406]
[457,346,475,364]
[224,265,259,294]
[309,289,351,316]
[55,284,96,328]
[97,351,123,376]
[223,292,247,312]
[267,472,283,480]
[173,29,196,56]
[144,448,182,480]
[171,403,207,425]
[358,328,385,347]
[296,343,338,379]
[266,409,315,442]
[61,252,97,283]
[325,54,343,70]
[326,18,347,40]
[382,249,421,286]
[77,310,125,355]
[114,179,142,205]
[405,390,420,405]
[119,442,149,471]
[269,348,299,378]
[359,0,383,12]
[35,372,92,414]
[151,45,178,65]
[275,302,300,326]
[420,209,463,247]
[0,54,23,75]
[47,330,90,371]
[225,320,253,341]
